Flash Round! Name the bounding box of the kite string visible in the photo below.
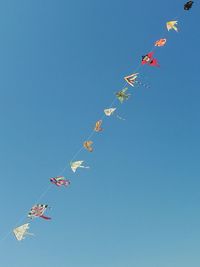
[0,92,121,243]
[60,94,119,174]
[0,3,192,245]
[66,82,127,167]
[64,15,181,169]
[0,216,27,245]
[65,4,188,171]
[0,184,52,245]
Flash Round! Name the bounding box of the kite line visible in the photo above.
[0,1,197,243]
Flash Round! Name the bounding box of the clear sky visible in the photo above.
[0,0,200,266]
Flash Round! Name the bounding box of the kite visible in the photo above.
[124,73,138,87]
[184,1,194,10]
[104,108,116,116]
[116,88,130,103]
[28,204,51,220]
[166,21,178,32]
[141,52,159,66]
[13,223,33,241]
[50,176,70,187]
[83,140,93,152]
[141,52,159,67]
[124,72,150,89]
[104,108,125,120]
[94,120,103,132]
[70,160,89,172]
[154,38,167,47]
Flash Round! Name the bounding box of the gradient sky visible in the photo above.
[0,0,200,266]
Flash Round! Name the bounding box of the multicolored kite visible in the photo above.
[13,223,33,241]
[141,52,159,67]
[50,176,70,187]
[166,21,178,32]
[124,73,138,87]
[83,141,93,152]
[154,38,167,47]
[116,88,130,103]
[28,204,51,220]
[70,160,89,173]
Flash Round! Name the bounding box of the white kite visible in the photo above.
[104,107,125,120]
[104,108,116,116]
[13,223,33,241]
[70,161,89,173]
[124,73,138,87]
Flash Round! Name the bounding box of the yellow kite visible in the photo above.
[94,120,103,132]
[166,21,178,32]
[83,141,93,152]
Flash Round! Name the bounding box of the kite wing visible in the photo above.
[166,21,172,31]
[124,73,138,87]
[94,120,103,132]
[166,21,178,32]
[122,87,128,93]
[104,108,116,116]
[154,38,167,47]
[141,55,149,65]
[13,223,32,241]
[141,59,146,65]
[149,58,159,67]
[147,52,154,59]
[28,204,51,220]
[83,141,93,152]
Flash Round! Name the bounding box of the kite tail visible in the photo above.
[141,82,150,89]
[136,81,150,89]
[116,115,125,120]
[80,166,90,169]
[40,215,51,220]
[26,232,34,236]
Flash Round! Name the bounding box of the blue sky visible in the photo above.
[0,0,200,266]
